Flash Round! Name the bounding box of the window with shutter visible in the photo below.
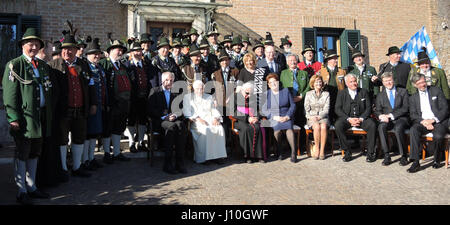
[340,29,361,69]
[302,27,316,60]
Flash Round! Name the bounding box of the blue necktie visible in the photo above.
[165,90,170,108]
[389,89,395,109]
[292,69,299,96]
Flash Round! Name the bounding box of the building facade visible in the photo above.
[0,0,449,143]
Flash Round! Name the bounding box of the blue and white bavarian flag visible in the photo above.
[400,26,441,68]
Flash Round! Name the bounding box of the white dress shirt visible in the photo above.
[419,89,439,122]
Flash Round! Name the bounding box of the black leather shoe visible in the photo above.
[342,151,352,162]
[290,156,297,163]
[113,153,131,162]
[72,168,92,177]
[432,162,443,169]
[129,145,138,153]
[29,189,50,199]
[163,166,178,174]
[16,193,33,205]
[103,153,114,164]
[399,157,408,166]
[381,157,391,166]
[214,158,225,165]
[407,162,420,173]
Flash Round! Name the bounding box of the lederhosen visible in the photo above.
[59,63,88,145]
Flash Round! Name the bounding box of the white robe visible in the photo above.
[183,93,227,163]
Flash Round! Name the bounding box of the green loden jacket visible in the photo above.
[2,55,56,138]
[280,68,310,98]
[347,64,379,98]
[406,66,450,100]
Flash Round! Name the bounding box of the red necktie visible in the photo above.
[31,59,38,69]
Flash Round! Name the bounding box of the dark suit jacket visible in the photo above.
[48,57,97,118]
[335,87,372,121]
[409,86,449,125]
[148,86,184,132]
[200,54,220,80]
[125,60,154,100]
[377,61,411,88]
[375,87,409,120]
[257,58,281,75]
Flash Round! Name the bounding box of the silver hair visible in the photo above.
[286,53,299,63]
[161,71,174,82]
[344,73,357,82]
[192,80,204,89]
[410,72,425,84]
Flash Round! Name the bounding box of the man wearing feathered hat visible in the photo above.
[3,27,56,204]
[98,33,132,163]
[347,45,379,100]
[199,37,220,81]
[181,44,208,90]
[229,36,245,70]
[406,47,449,100]
[151,35,182,87]
[48,21,98,180]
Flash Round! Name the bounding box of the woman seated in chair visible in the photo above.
[183,80,227,164]
[234,81,267,163]
[262,73,297,162]
[304,75,330,160]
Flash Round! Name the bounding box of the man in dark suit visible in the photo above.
[375,72,410,166]
[256,45,281,76]
[375,46,411,89]
[407,73,449,173]
[148,72,188,174]
[335,74,377,162]
[199,38,219,81]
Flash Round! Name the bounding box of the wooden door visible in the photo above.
[147,21,191,51]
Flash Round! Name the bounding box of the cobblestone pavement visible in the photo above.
[0,148,449,205]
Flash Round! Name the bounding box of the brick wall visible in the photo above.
[217,0,448,75]
[1,0,127,51]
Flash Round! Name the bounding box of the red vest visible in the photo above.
[114,65,131,93]
[298,61,322,77]
[67,66,84,108]
[136,66,148,91]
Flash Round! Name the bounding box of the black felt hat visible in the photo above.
[85,38,102,55]
[386,46,402,56]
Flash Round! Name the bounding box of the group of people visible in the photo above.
[2,24,450,205]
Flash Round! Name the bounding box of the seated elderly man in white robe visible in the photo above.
[183,80,227,164]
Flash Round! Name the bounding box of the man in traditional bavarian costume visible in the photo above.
[181,45,208,90]
[171,36,189,67]
[221,34,233,56]
[206,28,221,56]
[124,41,153,153]
[151,36,182,86]
[48,22,97,180]
[229,36,245,70]
[253,38,265,65]
[3,28,54,204]
[98,38,131,163]
[316,48,346,123]
[297,45,322,78]
[376,46,411,89]
[347,47,379,101]
[188,27,200,49]
[76,37,88,61]
[51,40,62,60]
[81,37,106,170]
[406,47,449,101]
[280,35,293,58]
[241,35,251,55]
[140,33,155,62]
[263,32,287,72]
[199,37,220,81]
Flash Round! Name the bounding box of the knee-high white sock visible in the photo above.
[60,145,68,171]
[26,158,38,192]
[71,144,83,171]
[82,140,89,163]
[14,159,27,195]
[137,125,147,145]
[125,126,136,147]
[88,139,96,161]
[111,134,121,156]
[102,137,111,153]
